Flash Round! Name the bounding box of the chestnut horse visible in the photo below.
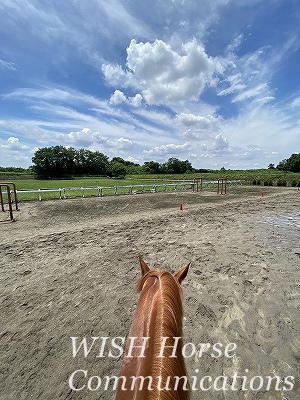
[116,255,190,400]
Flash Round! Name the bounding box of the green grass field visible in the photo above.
[5,177,194,201]
[1,170,300,201]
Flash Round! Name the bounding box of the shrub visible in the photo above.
[291,180,300,187]
[277,179,287,187]
[264,179,273,186]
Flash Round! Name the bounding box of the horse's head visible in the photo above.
[138,254,190,286]
[116,255,191,399]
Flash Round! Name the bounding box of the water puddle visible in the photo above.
[261,213,300,229]
[260,213,300,253]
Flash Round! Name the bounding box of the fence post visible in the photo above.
[0,184,14,221]
[0,187,4,212]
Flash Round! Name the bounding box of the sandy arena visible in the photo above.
[1,187,300,399]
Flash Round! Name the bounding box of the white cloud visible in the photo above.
[103,38,220,105]
[177,112,222,142]
[56,128,136,155]
[0,137,32,166]
[113,137,134,150]
[110,90,127,105]
[109,90,143,107]
[290,96,300,107]
[0,59,16,71]
[225,34,244,54]
[232,83,272,103]
[143,142,191,156]
[102,64,135,88]
[5,136,30,150]
[130,93,143,107]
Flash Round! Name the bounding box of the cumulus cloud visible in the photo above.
[143,142,191,156]
[110,90,127,105]
[102,64,134,88]
[109,90,143,107]
[0,137,32,166]
[102,38,221,105]
[130,93,143,107]
[114,137,134,150]
[63,128,108,147]
[176,112,223,142]
[60,128,136,154]
[4,137,30,150]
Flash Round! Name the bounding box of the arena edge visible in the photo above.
[68,370,295,393]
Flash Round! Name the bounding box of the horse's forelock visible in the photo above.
[136,269,182,293]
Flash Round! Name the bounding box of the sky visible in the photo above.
[0,0,299,170]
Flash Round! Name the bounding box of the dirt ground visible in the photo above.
[1,187,300,400]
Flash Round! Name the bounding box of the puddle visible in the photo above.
[260,213,300,253]
[261,213,300,229]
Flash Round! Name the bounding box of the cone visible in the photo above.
[261,192,264,197]
[179,203,183,211]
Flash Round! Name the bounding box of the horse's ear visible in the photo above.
[139,254,150,275]
[174,262,190,283]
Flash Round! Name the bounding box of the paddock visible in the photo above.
[1,188,299,399]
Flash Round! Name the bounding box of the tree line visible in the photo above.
[1,147,299,178]
[31,146,195,178]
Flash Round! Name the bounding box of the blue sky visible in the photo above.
[0,0,299,169]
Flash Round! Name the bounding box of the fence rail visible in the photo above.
[16,182,193,201]
[3,180,243,202]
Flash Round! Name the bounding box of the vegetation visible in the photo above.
[276,153,300,172]
[31,146,111,178]
[30,146,195,178]
[1,149,300,191]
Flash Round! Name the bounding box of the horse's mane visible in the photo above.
[136,270,189,399]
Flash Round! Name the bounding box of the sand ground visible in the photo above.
[1,187,300,399]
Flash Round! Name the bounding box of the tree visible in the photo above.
[277,153,300,172]
[111,161,127,177]
[32,146,76,178]
[74,149,110,175]
[142,161,161,174]
[163,158,193,174]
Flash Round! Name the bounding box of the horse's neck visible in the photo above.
[117,273,189,400]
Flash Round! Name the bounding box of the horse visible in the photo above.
[116,255,190,400]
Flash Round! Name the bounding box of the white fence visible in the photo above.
[14,180,243,201]
[16,182,193,201]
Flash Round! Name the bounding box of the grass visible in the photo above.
[9,177,194,201]
[1,170,300,201]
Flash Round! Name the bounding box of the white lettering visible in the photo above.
[126,337,149,357]
[70,337,99,358]
[68,369,87,391]
[108,337,125,358]
[158,337,181,358]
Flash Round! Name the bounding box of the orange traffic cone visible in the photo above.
[179,203,183,211]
